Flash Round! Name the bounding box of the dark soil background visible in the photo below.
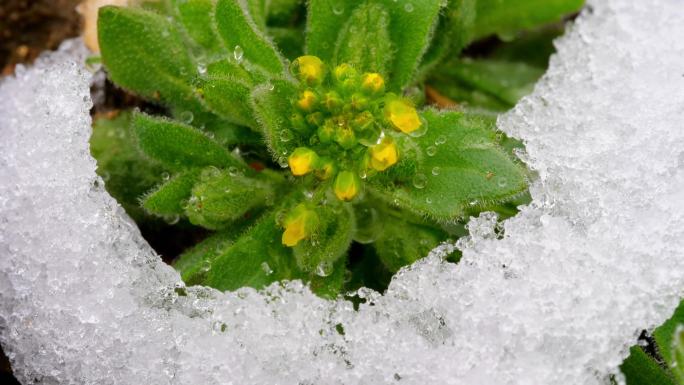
[1,2,83,382]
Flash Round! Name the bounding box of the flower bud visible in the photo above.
[288,147,318,176]
[350,93,369,111]
[293,55,325,85]
[334,171,360,201]
[361,72,385,94]
[295,90,318,112]
[315,158,336,180]
[305,112,324,127]
[323,91,343,112]
[334,127,356,149]
[333,63,358,83]
[317,120,336,143]
[281,204,319,247]
[369,137,398,171]
[290,113,309,133]
[385,98,422,134]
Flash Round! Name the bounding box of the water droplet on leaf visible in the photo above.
[233,45,244,62]
[412,174,427,189]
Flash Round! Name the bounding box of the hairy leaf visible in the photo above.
[370,110,528,221]
[374,217,446,272]
[620,346,677,385]
[306,0,444,90]
[293,204,354,273]
[250,79,300,161]
[142,170,201,216]
[132,112,244,171]
[201,75,256,127]
[333,3,392,76]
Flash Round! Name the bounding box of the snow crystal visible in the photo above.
[2,1,684,384]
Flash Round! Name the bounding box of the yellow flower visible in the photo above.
[296,90,318,112]
[288,147,318,176]
[361,73,385,94]
[294,55,324,85]
[369,137,398,171]
[386,99,421,134]
[334,171,360,201]
[282,204,319,247]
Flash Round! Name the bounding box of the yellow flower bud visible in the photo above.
[296,90,318,112]
[385,99,422,134]
[369,137,398,171]
[294,55,325,85]
[315,158,336,180]
[333,63,358,83]
[288,147,318,176]
[334,171,360,201]
[361,73,385,94]
[282,204,319,247]
[334,127,356,149]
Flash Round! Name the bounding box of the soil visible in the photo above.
[0,0,83,75]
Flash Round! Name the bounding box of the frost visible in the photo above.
[2,1,684,384]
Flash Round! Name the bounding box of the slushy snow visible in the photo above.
[2,1,684,384]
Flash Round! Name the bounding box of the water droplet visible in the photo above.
[408,115,428,138]
[278,157,289,168]
[431,166,441,176]
[228,166,240,177]
[161,171,170,181]
[412,174,427,189]
[359,169,368,179]
[233,45,244,62]
[404,3,414,12]
[425,197,432,204]
[426,146,437,156]
[435,135,447,145]
[267,83,275,91]
[166,214,180,225]
[496,176,508,188]
[179,111,194,124]
[332,4,344,15]
[279,129,294,142]
[197,62,207,76]
[261,262,273,275]
[316,261,334,277]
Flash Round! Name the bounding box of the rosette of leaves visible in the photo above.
[95,0,582,297]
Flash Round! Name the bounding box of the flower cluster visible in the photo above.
[281,56,426,246]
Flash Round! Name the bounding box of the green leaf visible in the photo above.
[90,111,167,220]
[214,0,284,74]
[620,346,677,385]
[673,327,684,384]
[373,216,446,272]
[132,112,244,171]
[174,0,223,54]
[204,211,298,291]
[293,203,354,273]
[429,58,545,110]
[201,75,256,127]
[98,6,205,114]
[653,300,684,370]
[473,0,584,41]
[185,168,275,230]
[370,110,528,222]
[250,79,300,161]
[142,170,201,216]
[306,0,444,90]
[333,3,392,76]
[173,230,236,285]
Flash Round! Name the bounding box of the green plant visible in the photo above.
[93,0,582,297]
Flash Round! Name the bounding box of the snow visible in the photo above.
[2,1,684,384]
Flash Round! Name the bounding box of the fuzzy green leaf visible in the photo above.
[473,0,584,41]
[306,0,444,90]
[90,111,167,220]
[98,6,205,113]
[132,112,244,171]
[185,168,274,230]
[250,79,300,161]
[653,301,684,371]
[173,230,236,285]
[370,110,527,221]
[374,218,446,272]
[142,170,201,216]
[293,204,354,273]
[620,346,677,385]
[201,76,256,127]
[174,0,223,54]
[333,3,392,76]
[214,0,284,74]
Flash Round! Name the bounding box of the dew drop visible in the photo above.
[179,111,194,124]
[279,129,294,142]
[404,3,414,12]
[435,135,447,145]
[228,166,240,177]
[278,157,289,168]
[197,62,207,76]
[496,176,508,188]
[261,262,273,275]
[412,173,427,189]
[425,197,432,204]
[267,83,275,91]
[233,45,244,62]
[161,171,170,181]
[426,146,437,156]
[431,166,441,176]
[332,4,344,15]
[408,115,428,138]
[316,261,334,277]
[166,214,180,225]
